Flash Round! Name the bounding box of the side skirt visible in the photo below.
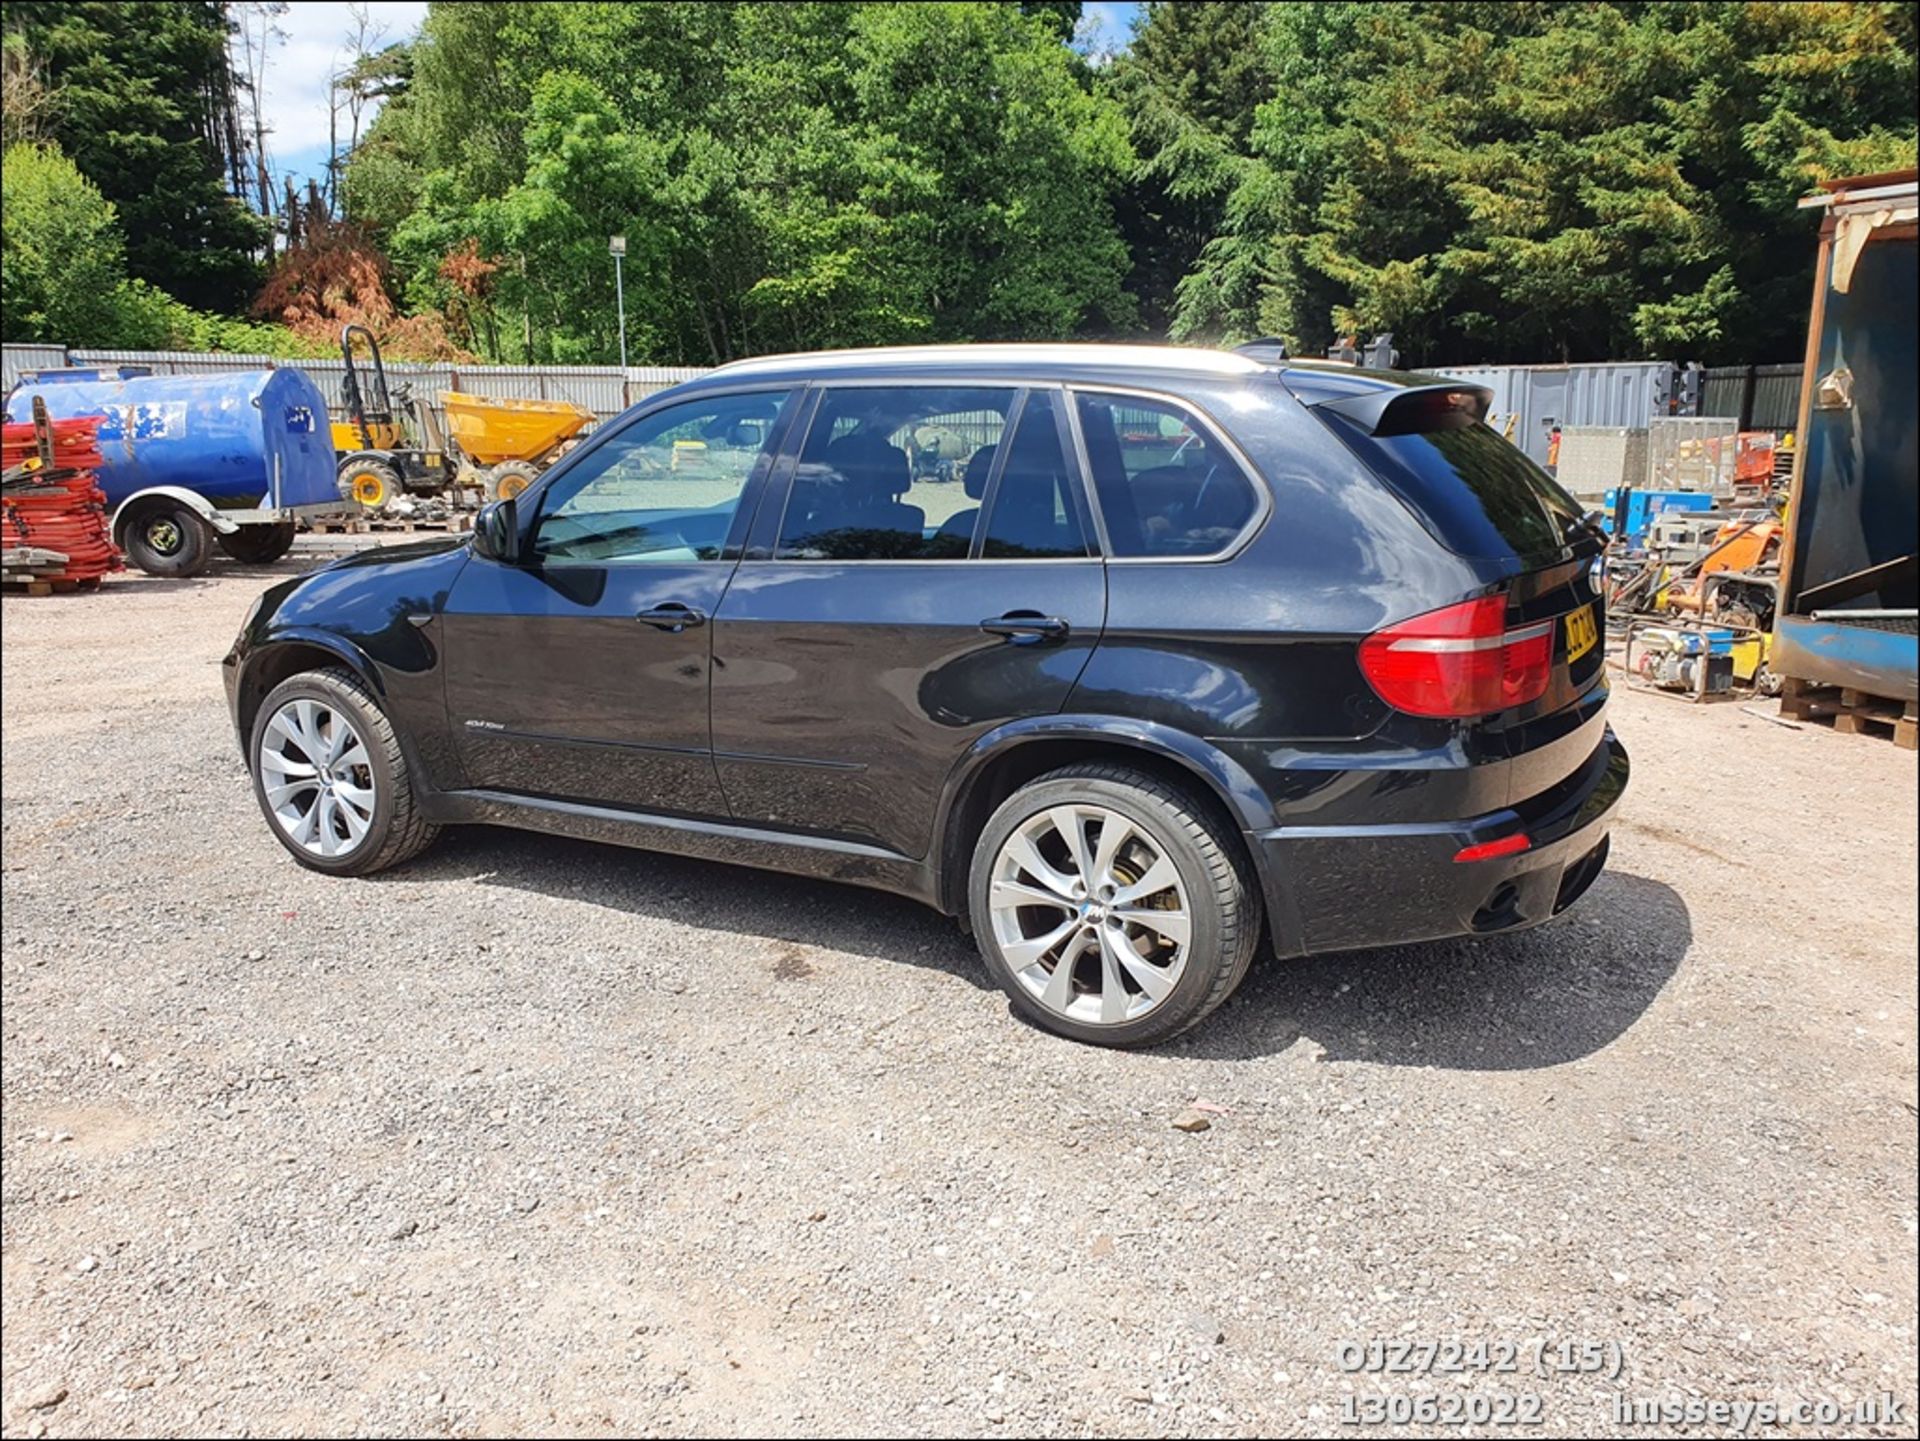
[420,788,942,909]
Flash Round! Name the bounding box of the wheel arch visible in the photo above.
[236,631,386,748]
[110,486,238,547]
[931,716,1279,920]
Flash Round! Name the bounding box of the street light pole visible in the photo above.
[609,234,629,370]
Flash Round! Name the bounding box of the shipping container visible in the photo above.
[1430,360,1675,466]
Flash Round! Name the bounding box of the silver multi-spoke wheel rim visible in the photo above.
[258,698,376,858]
[988,804,1192,1026]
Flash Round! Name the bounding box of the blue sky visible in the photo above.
[1076,2,1142,62]
[247,0,427,196]
[256,1,1141,195]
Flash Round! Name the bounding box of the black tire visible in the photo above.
[217,521,297,565]
[122,501,212,578]
[488,460,541,501]
[248,666,439,876]
[339,456,401,510]
[967,763,1261,1048]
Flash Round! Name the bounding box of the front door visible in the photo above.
[711,385,1107,856]
[440,387,798,816]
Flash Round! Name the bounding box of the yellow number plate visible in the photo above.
[423,451,443,469]
[1565,604,1598,663]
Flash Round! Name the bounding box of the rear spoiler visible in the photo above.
[1313,383,1492,437]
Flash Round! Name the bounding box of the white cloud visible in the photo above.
[236,1,427,167]
[1073,1,1138,65]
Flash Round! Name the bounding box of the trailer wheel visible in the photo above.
[488,460,541,501]
[217,521,298,565]
[123,501,213,578]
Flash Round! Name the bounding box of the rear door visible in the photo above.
[710,383,1107,857]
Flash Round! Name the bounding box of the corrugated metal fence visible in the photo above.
[1699,363,1804,432]
[2,345,711,433]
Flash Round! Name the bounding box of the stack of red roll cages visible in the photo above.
[2,413,123,586]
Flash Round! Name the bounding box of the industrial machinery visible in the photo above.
[1629,626,1735,696]
[4,365,338,576]
[1664,516,1783,619]
[332,325,455,509]
[438,390,595,500]
[1605,508,1786,694]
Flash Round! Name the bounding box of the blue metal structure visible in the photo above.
[1775,172,1919,702]
[3,366,336,511]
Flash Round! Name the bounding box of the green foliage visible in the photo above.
[1,140,325,355]
[4,1,270,314]
[1110,2,1274,331]
[4,0,1914,367]
[1,141,127,344]
[1174,1,1919,363]
[348,1,1134,365]
[110,277,335,356]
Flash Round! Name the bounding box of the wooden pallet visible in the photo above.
[307,515,472,535]
[1779,678,1918,749]
[2,571,103,597]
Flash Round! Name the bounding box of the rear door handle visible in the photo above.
[636,602,706,633]
[980,612,1069,645]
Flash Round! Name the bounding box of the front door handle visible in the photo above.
[636,602,706,633]
[980,612,1069,645]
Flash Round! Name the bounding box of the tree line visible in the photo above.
[3,1,1915,368]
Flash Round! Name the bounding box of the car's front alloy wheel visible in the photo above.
[248,666,438,875]
[259,697,378,858]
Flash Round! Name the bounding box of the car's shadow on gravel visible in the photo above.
[400,825,995,990]
[398,833,1687,1065]
[1170,869,1691,1069]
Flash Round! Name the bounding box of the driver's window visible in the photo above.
[532,389,791,564]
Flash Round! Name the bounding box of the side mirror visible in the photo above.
[472,498,520,564]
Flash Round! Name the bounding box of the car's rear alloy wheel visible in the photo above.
[970,765,1259,1047]
[260,697,378,858]
[249,667,438,876]
[989,804,1192,1026]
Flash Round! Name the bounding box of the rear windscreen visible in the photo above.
[1321,413,1588,561]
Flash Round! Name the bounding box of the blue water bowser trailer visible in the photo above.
[3,365,340,576]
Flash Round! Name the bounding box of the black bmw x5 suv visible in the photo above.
[226,344,1627,1046]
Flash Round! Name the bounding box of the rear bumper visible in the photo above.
[1251,730,1629,956]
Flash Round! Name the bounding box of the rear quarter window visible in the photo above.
[1071,392,1261,557]
[1322,414,1587,562]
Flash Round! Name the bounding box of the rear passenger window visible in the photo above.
[979,392,1090,559]
[1072,393,1259,557]
[777,387,1012,560]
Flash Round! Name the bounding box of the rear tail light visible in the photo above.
[1358,595,1553,717]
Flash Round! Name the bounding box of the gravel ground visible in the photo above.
[3,549,1915,1438]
